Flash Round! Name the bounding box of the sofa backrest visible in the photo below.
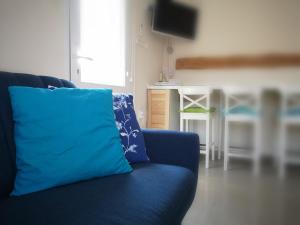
[0,71,75,198]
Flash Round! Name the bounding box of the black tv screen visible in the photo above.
[152,1,198,40]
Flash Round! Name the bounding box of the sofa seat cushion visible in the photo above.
[0,163,196,225]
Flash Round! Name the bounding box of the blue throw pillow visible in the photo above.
[113,94,149,163]
[9,87,132,196]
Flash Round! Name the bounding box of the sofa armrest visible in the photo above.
[142,129,200,175]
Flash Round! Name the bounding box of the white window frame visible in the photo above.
[69,0,134,93]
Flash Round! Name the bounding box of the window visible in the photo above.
[71,0,127,87]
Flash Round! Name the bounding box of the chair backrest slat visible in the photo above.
[179,87,211,111]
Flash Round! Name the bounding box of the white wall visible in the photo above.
[0,0,70,79]
[169,0,300,153]
[171,0,300,86]
[0,0,163,127]
[130,0,165,127]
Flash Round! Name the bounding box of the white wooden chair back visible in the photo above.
[278,87,300,177]
[280,87,300,113]
[223,87,263,172]
[178,86,215,169]
[178,86,212,112]
[223,87,262,114]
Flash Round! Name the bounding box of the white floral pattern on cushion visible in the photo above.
[113,94,149,163]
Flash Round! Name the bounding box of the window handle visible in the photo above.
[76,55,94,61]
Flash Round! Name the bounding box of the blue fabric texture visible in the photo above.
[113,94,149,163]
[0,163,195,225]
[142,129,200,176]
[0,72,199,225]
[9,86,132,196]
[0,71,76,199]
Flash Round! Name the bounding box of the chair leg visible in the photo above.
[211,118,215,161]
[212,145,215,161]
[185,119,189,132]
[206,119,210,169]
[253,155,260,176]
[218,145,221,160]
[224,119,229,171]
[279,123,287,179]
[218,108,222,160]
[180,118,184,132]
[253,120,261,175]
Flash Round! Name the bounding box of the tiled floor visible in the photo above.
[183,159,300,225]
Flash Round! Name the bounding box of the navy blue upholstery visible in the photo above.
[0,163,195,225]
[0,71,199,225]
[143,129,200,176]
[0,71,75,198]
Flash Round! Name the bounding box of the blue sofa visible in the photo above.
[0,72,199,225]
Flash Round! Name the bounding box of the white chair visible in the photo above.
[223,87,262,173]
[178,87,216,169]
[278,87,300,178]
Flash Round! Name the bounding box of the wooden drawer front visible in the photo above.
[147,90,170,129]
[151,100,166,115]
[149,123,166,129]
[151,93,167,100]
[151,115,165,124]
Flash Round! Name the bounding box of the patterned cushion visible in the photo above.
[113,94,149,163]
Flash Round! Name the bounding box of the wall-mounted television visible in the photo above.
[152,0,198,40]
